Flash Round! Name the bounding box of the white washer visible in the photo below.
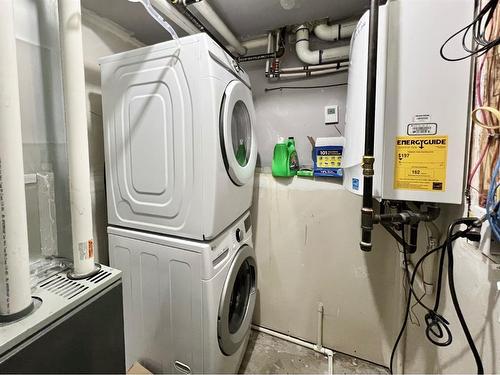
[100,33,257,240]
[108,211,256,374]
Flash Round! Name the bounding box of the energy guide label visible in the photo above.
[394,135,448,192]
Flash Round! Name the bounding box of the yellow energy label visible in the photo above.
[394,135,448,192]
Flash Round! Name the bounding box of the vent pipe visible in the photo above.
[58,0,99,278]
[0,0,34,322]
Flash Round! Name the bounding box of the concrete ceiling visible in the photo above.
[82,0,369,45]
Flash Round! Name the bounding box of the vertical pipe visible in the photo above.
[317,302,324,350]
[265,31,273,77]
[0,0,34,321]
[58,0,98,278]
[360,0,380,252]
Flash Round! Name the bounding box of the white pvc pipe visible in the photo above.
[314,21,357,42]
[242,35,269,51]
[151,0,199,35]
[188,0,246,55]
[296,26,350,66]
[252,325,334,374]
[317,302,324,350]
[58,0,96,277]
[0,0,33,317]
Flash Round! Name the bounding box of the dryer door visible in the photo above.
[217,244,257,356]
[220,80,257,186]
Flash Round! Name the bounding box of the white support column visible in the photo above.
[0,0,33,319]
[58,0,98,278]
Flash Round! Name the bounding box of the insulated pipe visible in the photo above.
[279,62,349,73]
[295,26,350,66]
[58,0,98,278]
[186,0,246,55]
[360,0,379,252]
[241,35,269,51]
[273,67,348,79]
[265,32,273,77]
[314,21,357,42]
[151,0,199,34]
[0,0,34,321]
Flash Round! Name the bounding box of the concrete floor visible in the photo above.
[239,331,389,374]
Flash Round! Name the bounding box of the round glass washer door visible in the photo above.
[217,245,257,356]
[220,80,257,186]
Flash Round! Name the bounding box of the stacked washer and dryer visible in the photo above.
[100,33,258,373]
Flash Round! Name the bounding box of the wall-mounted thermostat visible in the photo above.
[325,105,339,124]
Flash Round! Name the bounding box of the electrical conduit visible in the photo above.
[0,0,34,321]
[58,0,98,278]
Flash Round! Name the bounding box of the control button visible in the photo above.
[235,228,243,242]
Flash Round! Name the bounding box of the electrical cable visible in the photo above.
[264,82,347,92]
[446,226,485,374]
[389,218,486,374]
[440,0,500,62]
[486,157,500,240]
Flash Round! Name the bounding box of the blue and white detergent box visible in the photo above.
[312,137,345,178]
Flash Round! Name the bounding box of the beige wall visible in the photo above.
[81,9,143,264]
[251,173,402,366]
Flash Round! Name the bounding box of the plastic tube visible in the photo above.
[130,0,180,46]
[0,0,33,320]
[150,0,199,35]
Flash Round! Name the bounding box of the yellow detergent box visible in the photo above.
[313,137,345,178]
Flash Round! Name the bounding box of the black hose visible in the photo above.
[360,0,380,251]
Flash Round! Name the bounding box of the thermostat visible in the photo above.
[325,105,339,124]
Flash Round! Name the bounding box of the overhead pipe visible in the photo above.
[241,35,269,51]
[359,0,380,252]
[150,0,199,34]
[279,62,349,74]
[314,21,358,42]
[184,0,246,55]
[295,26,351,66]
[0,0,34,322]
[58,0,99,278]
[272,66,348,79]
[238,29,285,63]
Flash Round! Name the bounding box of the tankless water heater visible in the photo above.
[342,0,473,204]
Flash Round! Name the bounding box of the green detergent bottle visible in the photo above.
[235,139,247,166]
[272,137,299,177]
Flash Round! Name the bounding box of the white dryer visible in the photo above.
[100,33,257,240]
[108,211,256,374]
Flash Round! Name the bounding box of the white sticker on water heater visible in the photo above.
[413,114,432,123]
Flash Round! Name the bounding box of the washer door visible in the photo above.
[220,81,257,186]
[217,245,257,356]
